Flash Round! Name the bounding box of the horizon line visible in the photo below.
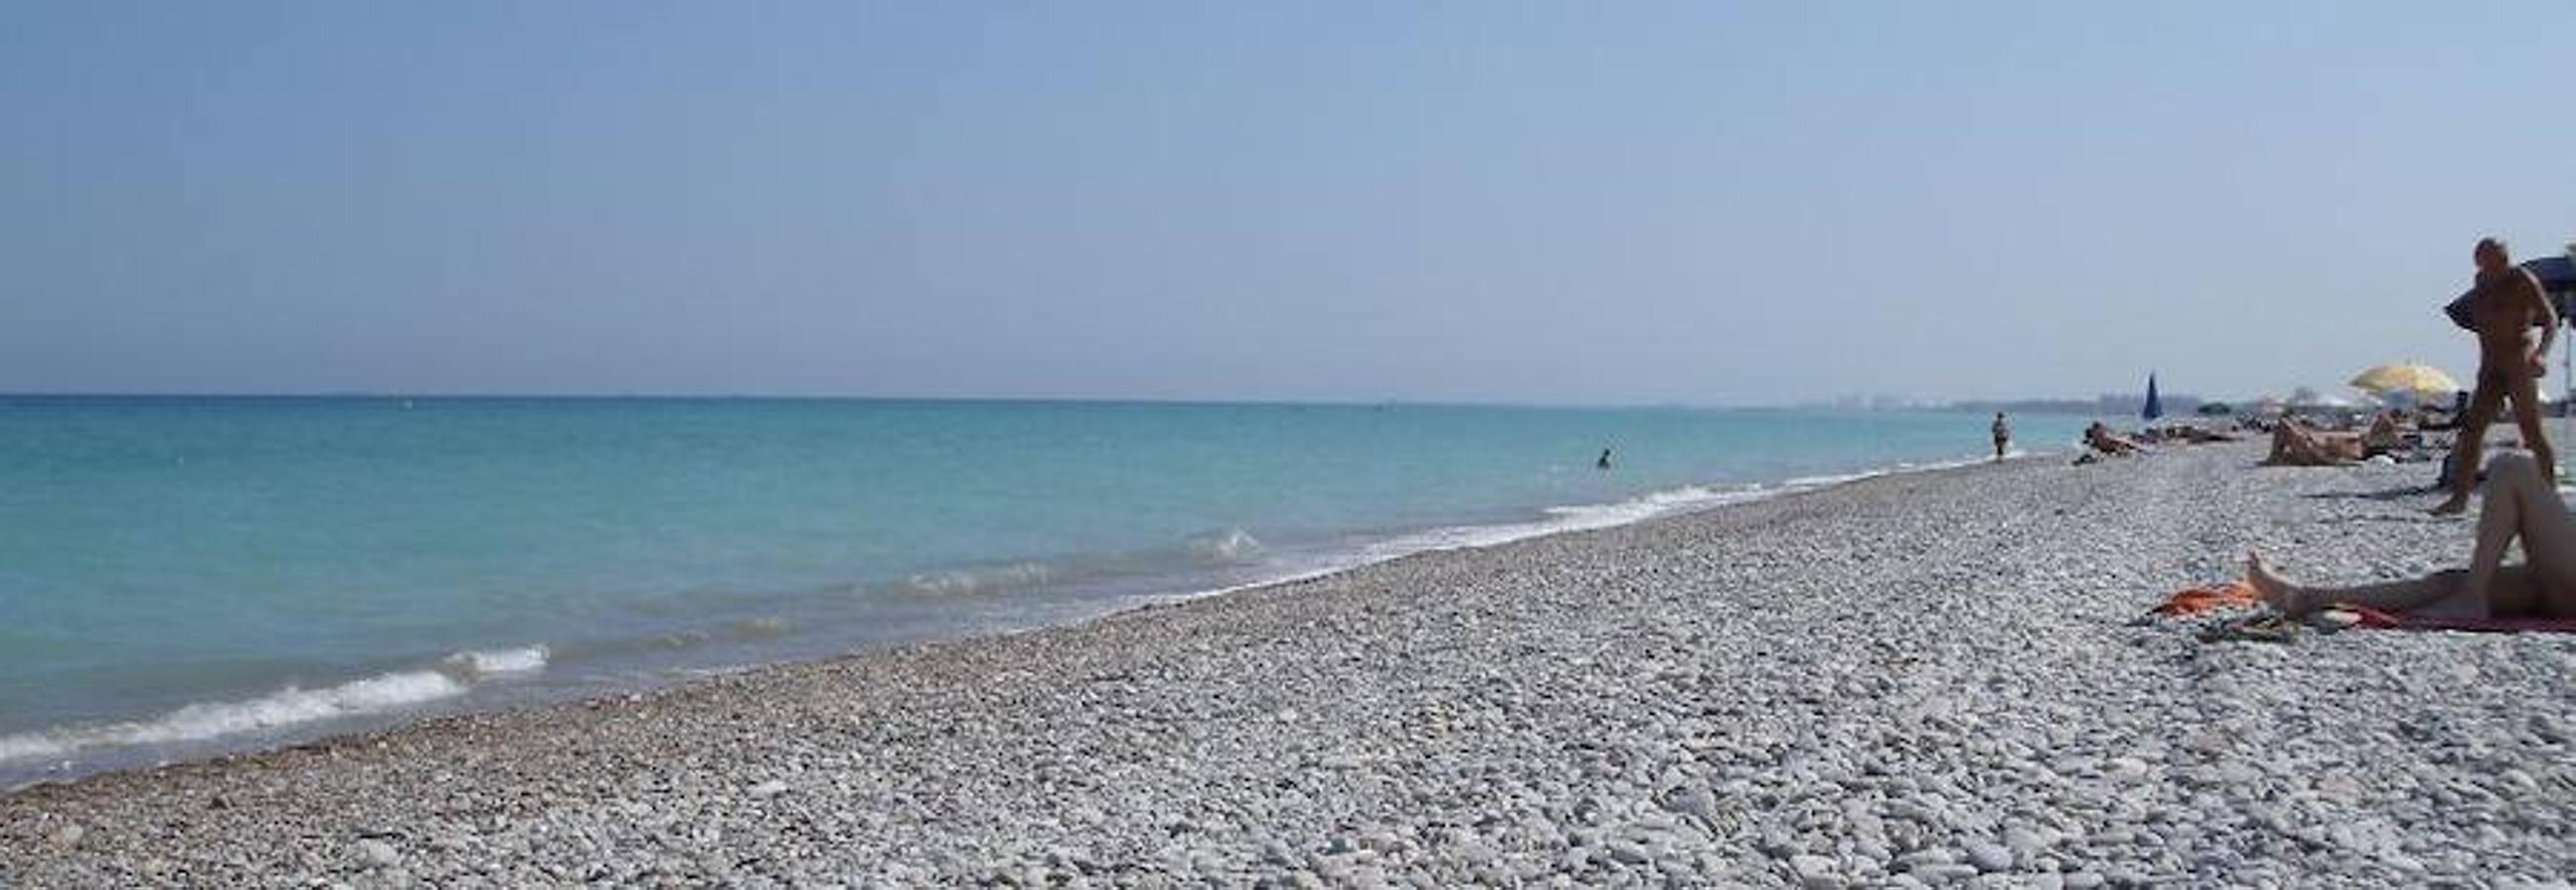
[0,389,2177,411]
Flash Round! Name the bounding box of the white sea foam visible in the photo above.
[0,644,555,766]
[1783,470,1888,489]
[1145,449,2035,610]
[1187,528,1264,565]
[896,563,1055,597]
[442,645,551,678]
[1536,485,1770,534]
[0,669,468,764]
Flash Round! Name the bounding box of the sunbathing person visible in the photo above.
[2251,451,2576,619]
[2085,422,2143,456]
[2264,419,2362,466]
[2359,410,2407,453]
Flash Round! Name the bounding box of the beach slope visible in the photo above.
[6,444,2574,886]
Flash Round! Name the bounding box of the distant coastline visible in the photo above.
[3,391,2186,415]
[1944,394,2207,416]
[1788,394,2206,416]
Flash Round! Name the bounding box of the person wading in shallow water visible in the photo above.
[2434,236,2558,515]
[1991,412,2011,461]
[1595,448,1614,471]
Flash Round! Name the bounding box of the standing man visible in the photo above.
[2435,236,2558,515]
[1991,412,2011,461]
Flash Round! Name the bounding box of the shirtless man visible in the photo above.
[2433,237,2558,515]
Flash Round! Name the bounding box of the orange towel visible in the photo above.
[2151,579,2261,616]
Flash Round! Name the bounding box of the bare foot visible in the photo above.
[2246,552,2309,616]
[2428,494,2470,516]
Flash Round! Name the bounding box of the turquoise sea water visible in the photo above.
[0,398,2087,784]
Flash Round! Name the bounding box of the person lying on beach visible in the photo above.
[2264,414,2406,466]
[2361,410,2407,451]
[2251,451,2576,620]
[2265,420,2360,466]
[2085,421,2143,456]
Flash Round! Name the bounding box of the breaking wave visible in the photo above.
[442,645,550,678]
[0,645,550,767]
[1187,528,1264,565]
[892,563,1055,597]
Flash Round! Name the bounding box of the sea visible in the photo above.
[0,397,2088,785]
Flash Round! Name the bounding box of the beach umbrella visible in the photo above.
[2350,363,2461,399]
[2142,373,2163,421]
[2443,256,2576,330]
[2531,255,2576,298]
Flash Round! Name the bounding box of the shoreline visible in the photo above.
[0,446,2039,794]
[0,445,2049,790]
[0,447,2012,801]
[9,442,2571,885]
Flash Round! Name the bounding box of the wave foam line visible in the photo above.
[0,646,549,765]
[1148,447,2032,608]
[442,645,551,678]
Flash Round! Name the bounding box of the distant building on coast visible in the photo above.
[1795,392,2209,416]
[1947,393,2206,417]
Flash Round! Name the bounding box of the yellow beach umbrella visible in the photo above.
[2349,363,2461,397]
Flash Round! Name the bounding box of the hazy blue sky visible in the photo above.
[5,3,2572,403]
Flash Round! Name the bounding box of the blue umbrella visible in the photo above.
[2524,255,2576,291]
[2532,255,2576,319]
[2444,256,2576,330]
[2143,372,2164,421]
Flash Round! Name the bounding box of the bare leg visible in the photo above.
[2436,378,2507,513]
[2507,371,2557,487]
[2248,554,2458,616]
[2464,452,2532,599]
[2471,453,2576,615]
[2256,453,2576,618]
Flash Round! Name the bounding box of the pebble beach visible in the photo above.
[5,442,2574,887]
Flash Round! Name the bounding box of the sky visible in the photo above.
[4,3,2573,405]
